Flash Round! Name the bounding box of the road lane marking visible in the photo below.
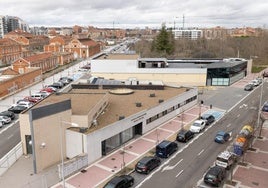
[7,134,14,140]
[198,149,204,156]
[175,170,184,177]
[227,123,231,127]
[237,114,240,118]
[161,159,183,172]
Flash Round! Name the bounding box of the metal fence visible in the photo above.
[0,142,23,176]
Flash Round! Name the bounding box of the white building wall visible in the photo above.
[66,130,83,159]
[85,87,198,164]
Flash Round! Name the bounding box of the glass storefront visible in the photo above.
[207,61,247,86]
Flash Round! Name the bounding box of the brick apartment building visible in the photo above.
[0,67,41,98]
[64,38,100,59]
[44,35,74,65]
[4,29,49,51]
[0,38,22,65]
[12,52,58,74]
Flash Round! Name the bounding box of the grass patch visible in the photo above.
[252,66,266,73]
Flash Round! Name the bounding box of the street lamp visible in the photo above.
[60,120,78,188]
[257,81,264,138]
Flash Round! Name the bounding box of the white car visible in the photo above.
[190,120,206,133]
[249,79,260,86]
[16,101,34,108]
[0,116,11,124]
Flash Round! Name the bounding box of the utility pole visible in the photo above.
[182,14,185,29]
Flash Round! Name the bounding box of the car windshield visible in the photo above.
[217,132,225,136]
[193,123,201,127]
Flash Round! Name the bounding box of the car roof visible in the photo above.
[139,156,155,163]
[157,140,172,148]
[207,166,223,175]
[216,131,226,136]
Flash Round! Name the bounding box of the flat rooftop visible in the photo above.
[93,53,139,60]
[29,86,187,133]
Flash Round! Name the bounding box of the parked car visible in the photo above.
[204,166,226,187]
[103,175,134,188]
[244,84,254,91]
[189,120,206,133]
[262,101,268,112]
[263,71,268,77]
[249,79,260,86]
[176,129,194,143]
[0,121,3,128]
[156,140,178,158]
[24,96,40,103]
[31,93,45,100]
[40,87,56,93]
[0,111,15,120]
[0,116,12,124]
[8,105,27,114]
[135,156,161,174]
[214,131,230,144]
[16,101,34,108]
[200,114,215,125]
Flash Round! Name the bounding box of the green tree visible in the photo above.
[152,24,175,57]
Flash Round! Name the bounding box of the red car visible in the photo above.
[24,96,40,103]
[40,87,56,93]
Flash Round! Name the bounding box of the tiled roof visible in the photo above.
[6,29,34,38]
[0,38,20,46]
[24,52,54,62]
[1,68,19,75]
[79,39,98,47]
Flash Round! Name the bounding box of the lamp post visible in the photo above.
[257,81,264,138]
[60,121,78,188]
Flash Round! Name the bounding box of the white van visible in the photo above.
[31,93,44,100]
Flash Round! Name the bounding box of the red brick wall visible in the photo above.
[0,69,42,98]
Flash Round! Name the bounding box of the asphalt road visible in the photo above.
[0,121,20,158]
[132,81,268,188]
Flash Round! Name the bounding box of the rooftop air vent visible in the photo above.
[136,102,142,107]
[92,120,98,127]
[159,99,164,103]
[149,93,155,97]
[119,116,125,120]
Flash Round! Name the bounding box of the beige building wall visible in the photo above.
[20,109,72,173]
[91,73,207,86]
[19,113,31,154]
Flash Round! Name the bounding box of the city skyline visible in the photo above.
[1,0,268,29]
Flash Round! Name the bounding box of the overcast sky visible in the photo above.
[1,0,268,29]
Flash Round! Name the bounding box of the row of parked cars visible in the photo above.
[0,77,73,128]
[103,113,217,188]
[244,77,262,91]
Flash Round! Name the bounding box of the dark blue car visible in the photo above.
[215,131,230,144]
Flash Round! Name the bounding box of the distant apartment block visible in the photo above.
[173,28,202,40]
[202,26,228,39]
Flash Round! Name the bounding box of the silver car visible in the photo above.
[0,115,12,124]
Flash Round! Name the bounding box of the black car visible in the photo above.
[176,129,194,143]
[0,110,15,120]
[156,140,178,158]
[204,166,226,187]
[135,156,161,174]
[8,105,27,114]
[103,175,134,188]
[262,101,268,112]
[244,84,254,91]
[201,114,215,125]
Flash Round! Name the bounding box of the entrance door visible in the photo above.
[134,122,142,135]
[25,135,32,154]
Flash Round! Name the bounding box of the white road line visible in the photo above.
[237,114,240,118]
[7,134,14,140]
[227,123,231,127]
[198,149,204,156]
[175,170,184,177]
